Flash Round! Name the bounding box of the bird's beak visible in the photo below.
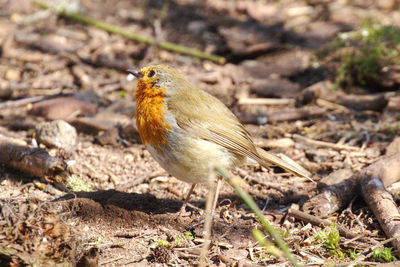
[127,69,143,78]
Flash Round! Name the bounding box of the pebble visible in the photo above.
[35,120,77,149]
[5,69,21,81]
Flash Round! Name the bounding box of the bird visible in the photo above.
[129,64,310,216]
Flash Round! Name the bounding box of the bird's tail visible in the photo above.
[255,147,315,183]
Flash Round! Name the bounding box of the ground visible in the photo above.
[0,0,400,266]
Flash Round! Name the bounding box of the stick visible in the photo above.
[287,208,377,245]
[238,98,295,106]
[0,136,69,183]
[293,134,359,151]
[268,108,326,123]
[360,156,400,255]
[303,153,400,218]
[303,169,356,217]
[0,95,47,109]
[33,1,226,64]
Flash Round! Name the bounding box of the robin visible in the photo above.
[129,64,310,215]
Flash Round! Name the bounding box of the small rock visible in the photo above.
[387,95,400,111]
[218,21,281,56]
[187,20,207,35]
[307,22,346,39]
[377,0,397,10]
[5,69,21,81]
[35,120,77,149]
[240,54,306,79]
[96,128,120,146]
[32,96,97,120]
[223,248,249,261]
[243,2,281,23]
[286,5,315,17]
[386,137,400,156]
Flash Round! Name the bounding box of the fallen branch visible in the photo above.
[303,153,400,224]
[299,81,389,111]
[0,135,69,183]
[336,93,388,112]
[360,154,400,255]
[250,78,301,98]
[34,1,226,64]
[303,169,356,217]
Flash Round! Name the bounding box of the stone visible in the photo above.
[35,120,77,149]
[386,137,400,156]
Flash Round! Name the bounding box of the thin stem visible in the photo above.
[216,167,302,267]
[33,1,226,64]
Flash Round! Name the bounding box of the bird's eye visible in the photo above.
[148,70,155,77]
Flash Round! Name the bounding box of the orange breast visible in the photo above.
[135,81,171,147]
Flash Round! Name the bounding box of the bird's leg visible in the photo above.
[211,176,223,217]
[177,183,196,216]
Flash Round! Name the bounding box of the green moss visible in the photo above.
[120,90,126,98]
[315,223,340,250]
[324,19,400,88]
[373,247,397,263]
[315,223,344,259]
[183,231,194,241]
[149,239,170,249]
[66,175,93,192]
[348,249,362,260]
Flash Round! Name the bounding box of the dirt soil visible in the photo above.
[0,0,400,266]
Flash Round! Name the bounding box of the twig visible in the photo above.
[238,98,296,106]
[0,137,69,182]
[216,168,302,267]
[293,134,359,151]
[194,238,233,249]
[33,1,226,64]
[100,256,124,265]
[268,107,326,123]
[316,98,349,112]
[0,95,47,109]
[287,207,378,245]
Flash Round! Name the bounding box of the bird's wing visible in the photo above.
[169,89,259,160]
[168,88,312,180]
